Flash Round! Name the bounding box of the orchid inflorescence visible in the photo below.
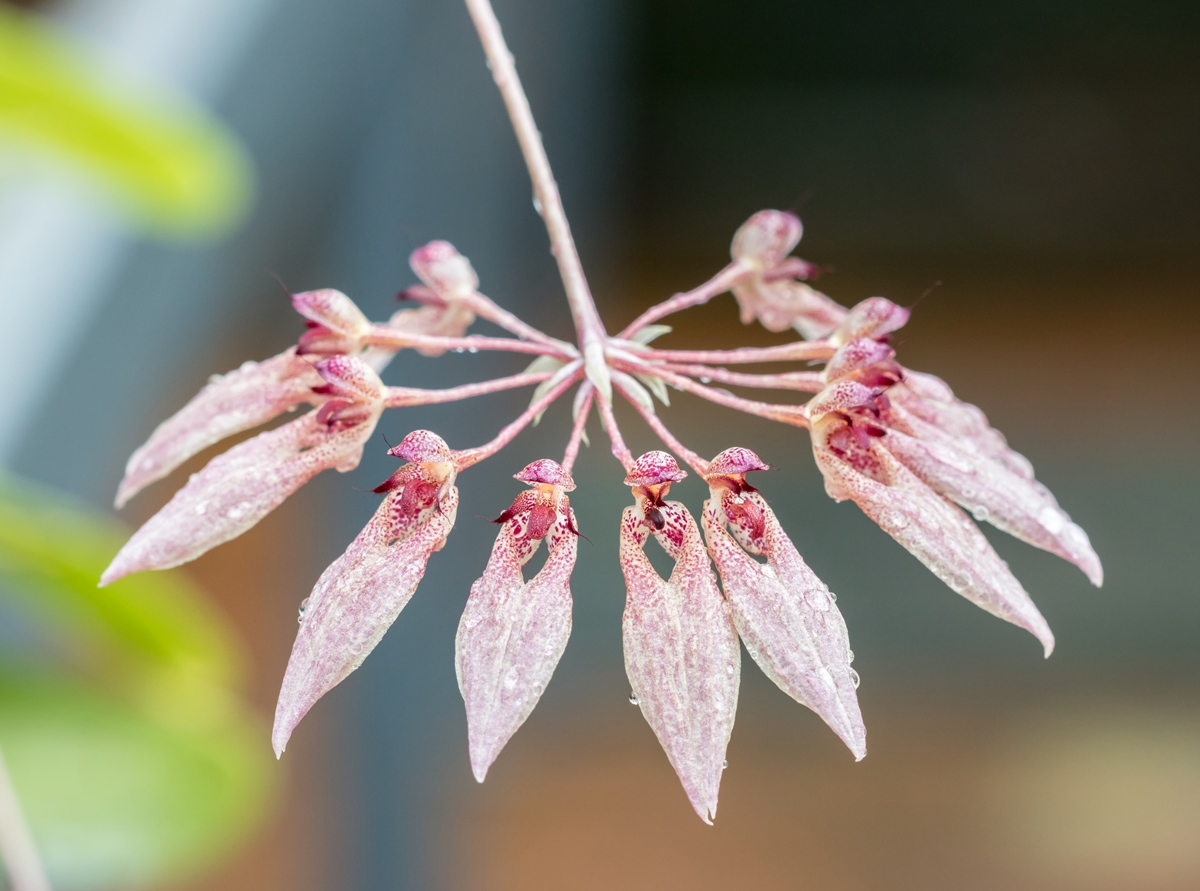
[101,0,1101,825]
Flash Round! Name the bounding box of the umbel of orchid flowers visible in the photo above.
[102,0,1101,824]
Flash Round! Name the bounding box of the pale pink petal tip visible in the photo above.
[409,240,479,297]
[620,483,739,823]
[731,210,803,267]
[290,288,370,337]
[114,349,322,509]
[624,451,687,487]
[274,457,460,754]
[456,464,577,781]
[702,449,866,760]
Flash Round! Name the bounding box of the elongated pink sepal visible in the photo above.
[879,425,1102,585]
[272,484,459,756]
[115,349,321,508]
[102,407,379,586]
[620,499,740,824]
[456,505,576,781]
[812,419,1055,656]
[701,456,865,758]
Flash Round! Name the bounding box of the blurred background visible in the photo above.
[1,0,1197,889]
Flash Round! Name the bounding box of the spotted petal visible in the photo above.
[701,459,865,758]
[620,500,740,824]
[878,424,1102,586]
[273,483,459,756]
[456,504,576,781]
[811,415,1054,656]
[115,349,322,508]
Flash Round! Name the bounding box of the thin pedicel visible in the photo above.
[103,0,1102,823]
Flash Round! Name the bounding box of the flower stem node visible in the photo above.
[456,459,579,781]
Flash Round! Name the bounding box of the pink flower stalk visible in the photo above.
[456,459,578,781]
[620,452,740,824]
[273,430,459,756]
[701,447,866,759]
[106,0,1102,823]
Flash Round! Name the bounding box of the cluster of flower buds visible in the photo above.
[104,209,1100,823]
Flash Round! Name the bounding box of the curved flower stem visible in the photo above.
[596,392,633,470]
[612,357,809,428]
[614,380,709,476]
[464,0,612,403]
[366,326,575,361]
[655,362,826,393]
[460,291,572,352]
[453,366,584,470]
[561,385,594,476]
[0,746,51,891]
[627,340,835,366]
[385,371,553,408]
[617,262,749,340]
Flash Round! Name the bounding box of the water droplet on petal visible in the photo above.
[628,692,639,705]
[468,346,479,354]
[700,376,711,384]
[829,591,837,602]
[297,597,310,624]
[453,347,465,354]
[850,669,861,689]
[722,760,728,770]
[972,505,990,521]
[847,649,855,663]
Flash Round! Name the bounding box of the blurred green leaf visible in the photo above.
[0,476,277,889]
[0,5,252,239]
[0,669,272,891]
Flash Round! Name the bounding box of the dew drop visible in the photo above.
[193,501,208,515]
[850,669,861,689]
[453,347,465,354]
[700,377,711,384]
[726,663,735,676]
[532,195,544,215]
[847,649,855,663]
[628,692,639,705]
[748,648,759,660]
[829,591,837,602]
[971,505,990,521]
[722,760,728,770]
[297,597,310,624]
[468,347,479,354]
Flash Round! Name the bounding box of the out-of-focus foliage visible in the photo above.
[0,475,275,890]
[0,5,251,239]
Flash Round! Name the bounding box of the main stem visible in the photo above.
[464,0,613,403]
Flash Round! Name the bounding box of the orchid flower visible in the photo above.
[104,0,1101,824]
[456,459,578,781]
[620,452,739,824]
[701,447,865,759]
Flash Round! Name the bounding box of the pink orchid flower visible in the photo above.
[273,430,459,756]
[701,447,866,759]
[102,355,387,586]
[620,451,740,824]
[456,459,578,781]
[729,210,847,340]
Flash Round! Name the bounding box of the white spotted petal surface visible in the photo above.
[701,483,866,759]
[115,349,321,508]
[811,413,1055,656]
[620,499,740,824]
[273,482,459,756]
[456,497,576,782]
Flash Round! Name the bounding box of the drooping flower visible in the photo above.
[807,379,1056,655]
[823,299,1102,586]
[272,429,459,756]
[456,459,578,781]
[389,241,479,357]
[701,447,865,759]
[620,451,740,824]
[101,355,388,586]
[729,209,847,340]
